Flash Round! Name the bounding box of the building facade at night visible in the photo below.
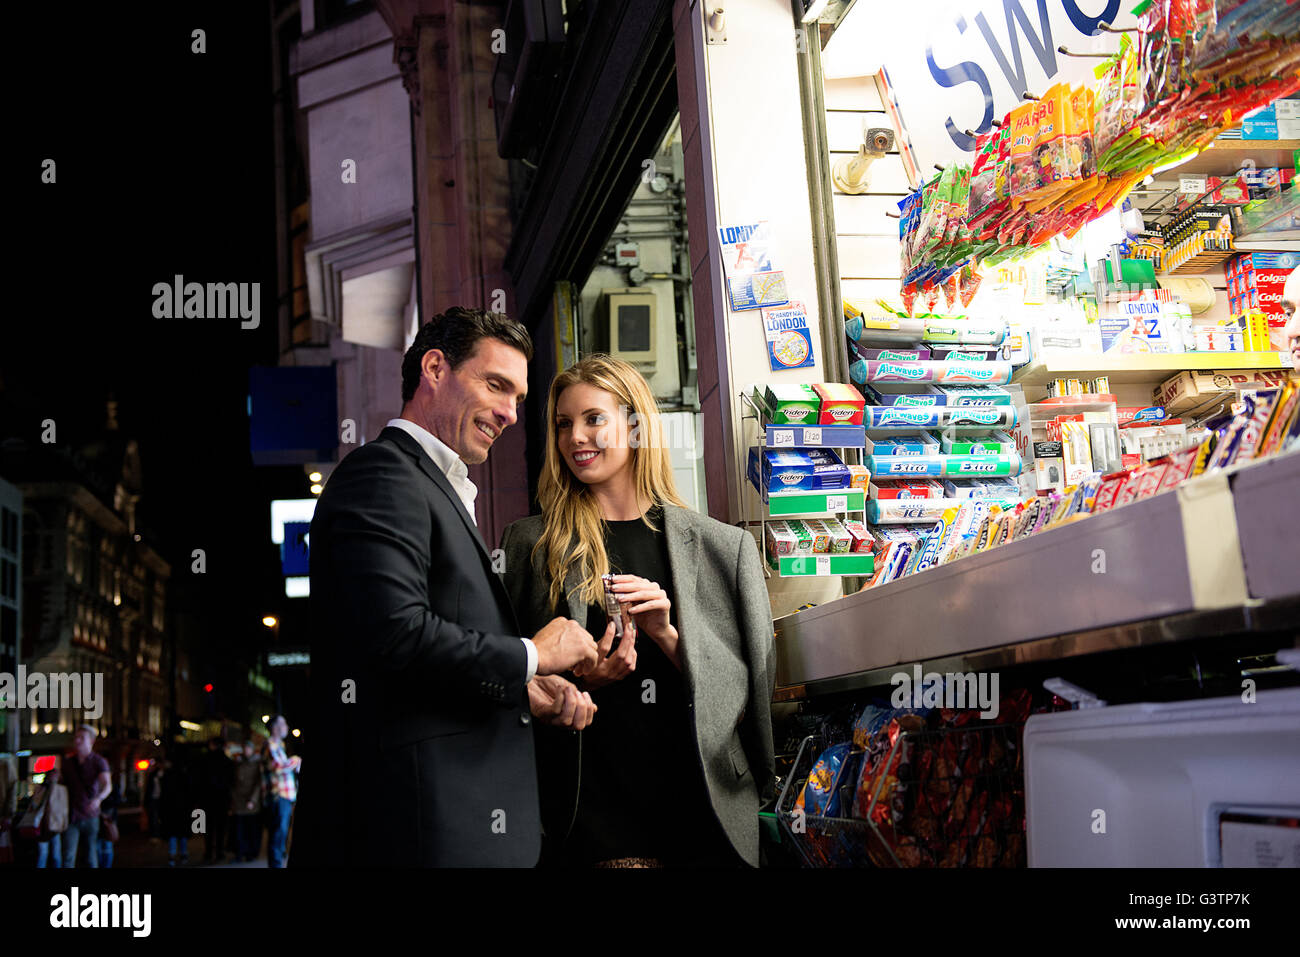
[5,406,169,798]
[0,477,22,764]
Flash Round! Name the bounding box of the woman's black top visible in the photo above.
[540,506,738,867]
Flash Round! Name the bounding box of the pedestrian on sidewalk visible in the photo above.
[158,754,192,866]
[62,725,111,867]
[96,780,119,868]
[200,737,234,865]
[26,767,69,868]
[232,738,264,862]
[144,761,163,838]
[263,716,300,868]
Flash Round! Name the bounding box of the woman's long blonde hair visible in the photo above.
[534,354,688,611]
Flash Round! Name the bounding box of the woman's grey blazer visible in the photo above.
[499,503,776,866]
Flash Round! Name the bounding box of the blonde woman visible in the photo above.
[499,355,775,868]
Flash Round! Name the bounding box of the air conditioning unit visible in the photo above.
[603,288,657,371]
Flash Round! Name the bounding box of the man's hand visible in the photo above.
[528,674,597,730]
[577,619,637,691]
[532,617,600,677]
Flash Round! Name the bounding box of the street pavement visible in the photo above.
[25,807,277,869]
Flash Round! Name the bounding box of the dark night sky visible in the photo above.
[6,4,310,670]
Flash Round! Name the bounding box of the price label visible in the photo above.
[803,427,823,445]
[771,429,794,447]
[825,495,847,512]
[1179,176,1207,194]
[815,555,831,575]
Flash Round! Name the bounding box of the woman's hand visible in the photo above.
[528,674,598,730]
[577,619,638,691]
[610,574,681,670]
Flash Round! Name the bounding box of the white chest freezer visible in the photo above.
[1024,688,1300,867]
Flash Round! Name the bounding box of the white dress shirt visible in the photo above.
[385,417,537,682]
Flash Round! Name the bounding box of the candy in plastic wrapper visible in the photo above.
[796,741,851,817]
[1235,387,1280,462]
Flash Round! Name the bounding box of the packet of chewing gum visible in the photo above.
[601,574,626,640]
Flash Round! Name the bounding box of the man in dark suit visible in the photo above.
[291,307,600,867]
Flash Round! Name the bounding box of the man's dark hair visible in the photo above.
[401,306,533,403]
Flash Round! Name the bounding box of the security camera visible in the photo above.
[832,126,896,194]
[866,127,895,153]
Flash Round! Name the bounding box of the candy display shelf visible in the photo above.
[1012,351,1288,387]
[1229,451,1300,602]
[762,488,866,516]
[768,451,1300,691]
[740,390,871,579]
[773,553,874,578]
[1167,139,1300,177]
[763,423,867,449]
[1232,235,1300,250]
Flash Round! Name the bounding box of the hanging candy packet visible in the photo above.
[901,281,919,317]
[1007,101,1038,204]
[898,191,921,282]
[1026,84,1074,206]
[1069,85,1096,184]
[907,177,943,274]
[943,165,972,248]
[1095,35,1142,173]
[957,261,982,309]
[966,129,1000,225]
[920,274,942,314]
[915,166,955,263]
[942,268,960,312]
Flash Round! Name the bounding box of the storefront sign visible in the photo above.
[826,0,1133,170]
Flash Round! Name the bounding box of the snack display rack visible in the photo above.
[739,389,873,579]
[1012,351,1290,387]
[775,722,1029,869]
[698,0,1300,870]
[771,450,1299,692]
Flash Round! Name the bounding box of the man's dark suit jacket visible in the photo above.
[291,425,540,867]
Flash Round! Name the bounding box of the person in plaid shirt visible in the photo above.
[263,716,301,867]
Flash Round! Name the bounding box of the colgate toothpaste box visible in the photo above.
[1251,269,1291,321]
[1231,251,1300,272]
